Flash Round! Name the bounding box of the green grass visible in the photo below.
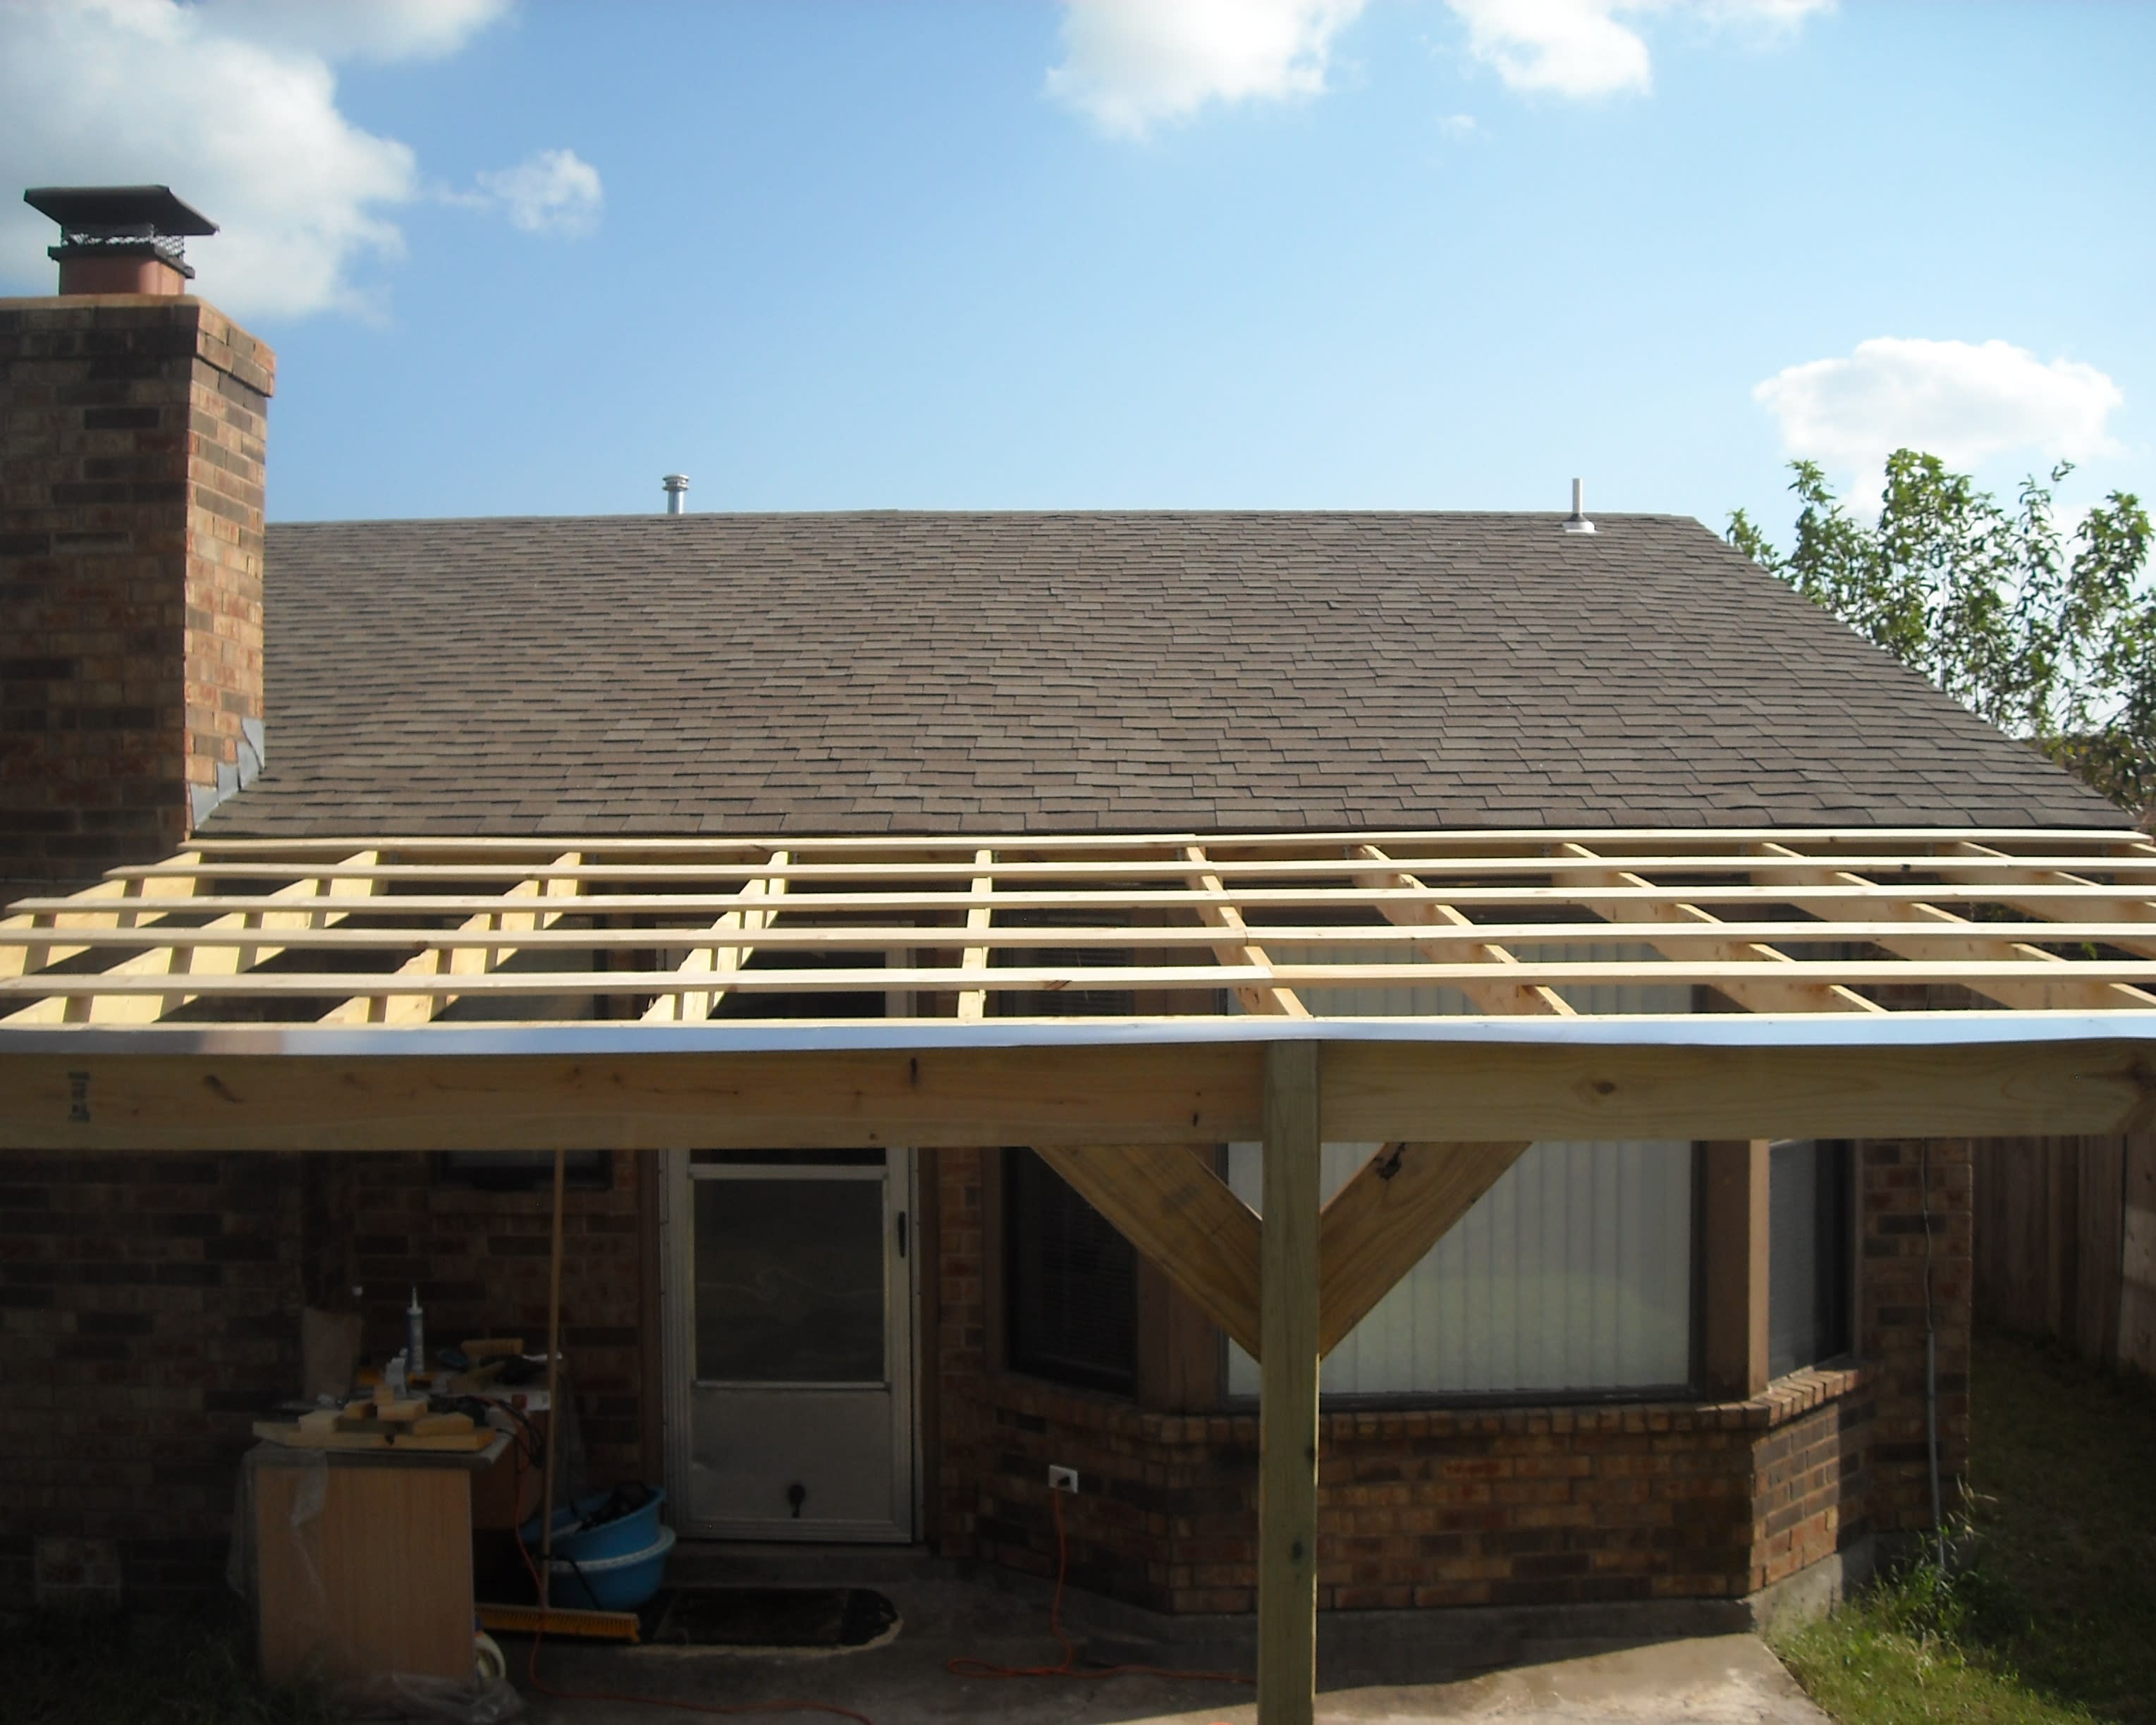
[1774,1327,2156,1725]
[2,1599,334,1725]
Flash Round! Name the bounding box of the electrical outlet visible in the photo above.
[1047,1465,1079,1494]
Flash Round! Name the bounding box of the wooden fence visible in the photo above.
[1974,1135,2155,1375]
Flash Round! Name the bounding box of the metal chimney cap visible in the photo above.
[661,473,690,516]
[24,185,217,236]
[1561,477,1595,535]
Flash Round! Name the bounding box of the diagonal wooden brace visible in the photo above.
[1316,1139,1532,1356]
[1029,1142,1263,1358]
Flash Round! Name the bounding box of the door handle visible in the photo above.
[895,1211,908,1259]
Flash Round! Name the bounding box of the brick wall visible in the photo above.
[950,1365,1874,1616]
[0,294,272,894]
[0,1152,317,1609]
[337,1154,651,1488]
[934,1139,1952,1613]
[1860,1137,1972,1532]
[0,1148,649,1609]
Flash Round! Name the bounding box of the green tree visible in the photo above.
[1728,451,2155,819]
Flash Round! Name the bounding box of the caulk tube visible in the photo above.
[406,1286,426,1379]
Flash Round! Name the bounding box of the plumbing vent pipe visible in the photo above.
[662,474,690,516]
[1562,477,1595,535]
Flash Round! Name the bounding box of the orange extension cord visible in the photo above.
[945,1488,1255,1691]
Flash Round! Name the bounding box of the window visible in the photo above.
[433,1150,611,1192]
[1225,1140,1696,1400]
[1768,1139,1854,1377]
[1003,1148,1137,1395]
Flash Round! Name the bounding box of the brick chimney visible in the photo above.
[1,186,274,894]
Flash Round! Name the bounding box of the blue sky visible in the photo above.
[4,1,2150,543]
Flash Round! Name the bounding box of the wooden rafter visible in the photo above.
[955,849,994,1022]
[4,827,2155,1032]
[1751,840,2156,1013]
[1557,841,1883,1015]
[1183,843,1309,1017]
[7,851,380,1027]
[642,853,789,1024]
[1352,843,1572,1016]
[325,852,582,1027]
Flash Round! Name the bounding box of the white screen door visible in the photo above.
[663,1148,915,1541]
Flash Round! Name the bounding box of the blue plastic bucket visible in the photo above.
[521,1486,667,1563]
[544,1523,675,1612]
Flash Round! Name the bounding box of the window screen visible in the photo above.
[1004,1148,1137,1395]
[1768,1139,1854,1377]
[1226,1140,1696,1399]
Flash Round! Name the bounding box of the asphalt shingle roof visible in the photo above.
[206,511,2124,837]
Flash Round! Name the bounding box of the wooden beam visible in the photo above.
[1315,1140,1531,1356]
[1352,843,1573,1017]
[325,853,582,1028]
[642,852,790,1024]
[1557,841,1882,1015]
[2,1035,2154,1150]
[1700,1141,1771,1398]
[1753,840,2156,1011]
[13,881,2155,925]
[25,915,2156,959]
[1323,1037,2156,1143]
[94,849,2156,886]
[955,850,994,1022]
[0,1044,1268,1152]
[0,862,202,980]
[1184,844,1309,1017]
[1030,1143,1262,1357]
[1257,1040,1321,1725]
[166,823,2156,859]
[6,853,377,1026]
[11,956,2156,1010]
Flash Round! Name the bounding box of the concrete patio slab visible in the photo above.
[510,1560,1830,1725]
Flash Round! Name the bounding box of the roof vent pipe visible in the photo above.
[1562,477,1595,535]
[661,473,689,516]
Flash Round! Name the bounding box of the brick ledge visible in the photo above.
[981,1360,1874,1445]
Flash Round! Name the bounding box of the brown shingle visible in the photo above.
[204,510,2121,837]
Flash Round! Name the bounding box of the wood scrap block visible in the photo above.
[391,1431,496,1453]
[298,1408,341,1434]
[252,1420,389,1451]
[409,1412,475,1437]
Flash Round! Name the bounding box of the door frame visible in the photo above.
[659,1145,921,1542]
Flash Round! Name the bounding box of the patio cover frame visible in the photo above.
[6,824,2156,1725]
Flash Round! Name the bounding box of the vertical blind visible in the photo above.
[1227,940,1696,1398]
[1226,1139,1696,1398]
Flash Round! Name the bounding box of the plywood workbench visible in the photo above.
[248,1433,509,1685]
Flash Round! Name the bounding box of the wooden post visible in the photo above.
[1702,1140,1771,1398]
[537,1145,568,1607]
[1258,1041,1322,1725]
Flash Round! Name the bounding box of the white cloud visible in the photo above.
[179,0,512,64]
[1447,0,1830,98]
[1753,338,2125,481]
[1047,0,1366,140]
[0,0,539,319]
[473,149,604,238]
